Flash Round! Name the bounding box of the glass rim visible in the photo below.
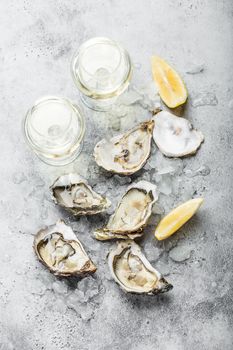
[23,95,85,154]
[29,97,73,139]
[78,37,123,77]
[71,37,133,99]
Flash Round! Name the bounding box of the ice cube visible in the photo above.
[29,278,47,296]
[74,289,86,303]
[53,298,67,313]
[78,276,96,296]
[184,169,194,178]
[143,162,152,171]
[186,63,204,74]
[152,203,165,215]
[66,293,80,313]
[158,176,172,195]
[144,241,161,262]
[12,172,27,184]
[157,166,175,175]
[133,82,161,111]
[195,165,210,176]
[118,90,142,106]
[148,157,157,169]
[79,306,93,321]
[192,92,218,107]
[153,173,162,183]
[113,175,132,186]
[52,281,68,295]
[169,246,191,262]
[93,182,108,194]
[109,104,127,117]
[156,261,170,276]
[30,174,46,188]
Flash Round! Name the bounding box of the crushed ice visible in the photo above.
[169,246,192,262]
[51,276,105,321]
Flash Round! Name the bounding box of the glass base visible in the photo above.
[35,141,83,166]
[81,94,118,111]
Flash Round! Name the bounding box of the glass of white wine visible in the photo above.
[71,37,132,111]
[23,96,85,166]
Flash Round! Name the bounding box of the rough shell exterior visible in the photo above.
[153,110,204,157]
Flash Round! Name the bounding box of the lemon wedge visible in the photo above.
[151,56,188,108]
[154,198,204,240]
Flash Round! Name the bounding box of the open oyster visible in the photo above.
[108,240,172,294]
[95,181,158,240]
[153,110,204,157]
[94,120,154,175]
[51,173,111,215]
[34,220,97,277]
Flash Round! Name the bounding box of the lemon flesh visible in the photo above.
[151,56,188,108]
[154,198,204,240]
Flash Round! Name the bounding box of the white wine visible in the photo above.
[23,96,85,166]
[71,37,132,111]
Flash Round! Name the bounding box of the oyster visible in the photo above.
[108,240,172,294]
[51,173,111,215]
[34,220,97,277]
[153,110,204,157]
[95,181,158,240]
[94,120,154,175]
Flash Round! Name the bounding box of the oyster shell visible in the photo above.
[94,120,154,175]
[108,240,172,294]
[51,173,111,215]
[95,181,158,240]
[34,220,97,277]
[153,110,204,157]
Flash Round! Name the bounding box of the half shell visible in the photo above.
[95,181,158,240]
[34,220,97,277]
[108,240,172,294]
[94,120,154,175]
[51,173,111,215]
[153,110,204,157]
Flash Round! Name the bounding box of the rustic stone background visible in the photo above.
[0,1,233,349]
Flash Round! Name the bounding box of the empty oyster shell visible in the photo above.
[34,220,97,277]
[153,111,204,157]
[95,181,158,240]
[94,120,154,175]
[51,173,111,215]
[108,240,172,294]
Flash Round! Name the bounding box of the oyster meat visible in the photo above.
[34,220,97,277]
[108,240,172,294]
[153,110,204,157]
[94,120,154,175]
[51,173,111,215]
[95,181,158,240]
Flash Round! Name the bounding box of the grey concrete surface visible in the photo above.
[0,1,233,349]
